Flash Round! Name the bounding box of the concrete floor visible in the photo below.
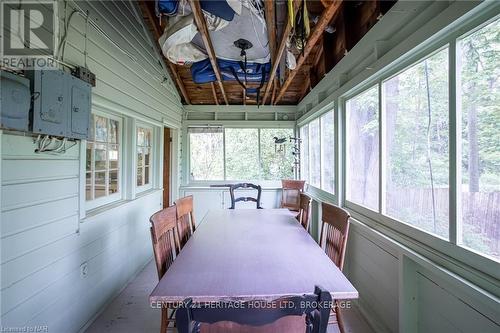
[84,260,375,333]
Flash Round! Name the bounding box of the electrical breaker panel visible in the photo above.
[1,71,31,131]
[27,69,91,140]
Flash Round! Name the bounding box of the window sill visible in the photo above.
[304,185,337,204]
[136,187,158,198]
[83,199,130,221]
[82,189,162,221]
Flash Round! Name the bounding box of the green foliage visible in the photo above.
[225,128,260,180]
[190,128,294,181]
[461,18,500,191]
[260,128,295,180]
[190,132,224,180]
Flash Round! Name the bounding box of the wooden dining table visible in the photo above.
[150,209,358,306]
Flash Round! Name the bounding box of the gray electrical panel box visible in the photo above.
[26,69,91,139]
[1,71,31,131]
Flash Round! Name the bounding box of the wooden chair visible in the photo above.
[281,180,306,216]
[297,193,312,231]
[176,285,332,333]
[319,202,351,333]
[175,195,196,249]
[149,205,181,333]
[229,183,262,209]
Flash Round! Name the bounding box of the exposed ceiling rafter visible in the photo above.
[262,0,277,105]
[189,0,229,105]
[139,1,191,105]
[274,0,343,105]
[262,0,300,105]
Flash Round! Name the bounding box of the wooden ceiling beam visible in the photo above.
[262,0,277,106]
[139,1,191,104]
[264,0,277,62]
[320,0,334,8]
[274,0,342,105]
[262,0,300,105]
[189,0,229,105]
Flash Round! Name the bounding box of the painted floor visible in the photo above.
[84,260,375,333]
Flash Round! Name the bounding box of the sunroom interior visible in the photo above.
[0,1,499,333]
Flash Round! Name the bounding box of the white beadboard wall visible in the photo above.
[1,0,181,331]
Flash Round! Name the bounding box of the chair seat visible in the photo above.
[200,315,306,333]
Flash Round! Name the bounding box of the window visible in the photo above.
[86,114,121,205]
[383,49,450,239]
[225,128,260,180]
[300,125,309,182]
[260,128,294,180]
[321,111,335,193]
[136,126,153,188]
[188,127,295,182]
[309,118,321,187]
[189,127,224,181]
[458,18,500,260]
[346,85,379,211]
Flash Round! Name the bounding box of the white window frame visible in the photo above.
[85,111,124,211]
[186,125,296,186]
[308,118,321,188]
[337,13,500,275]
[344,83,381,213]
[299,124,310,184]
[320,111,335,194]
[135,123,155,193]
[299,112,338,205]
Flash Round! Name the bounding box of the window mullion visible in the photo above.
[257,128,262,180]
[319,117,322,189]
[307,126,311,185]
[91,143,95,200]
[449,39,460,245]
[379,81,385,214]
[143,150,147,186]
[105,120,110,196]
[223,128,227,181]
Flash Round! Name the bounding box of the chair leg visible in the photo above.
[160,308,169,333]
[336,307,346,333]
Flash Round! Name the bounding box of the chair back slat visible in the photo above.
[176,285,332,333]
[229,183,262,209]
[281,180,306,211]
[175,195,196,248]
[297,193,312,230]
[320,202,350,271]
[177,214,192,247]
[149,206,180,279]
